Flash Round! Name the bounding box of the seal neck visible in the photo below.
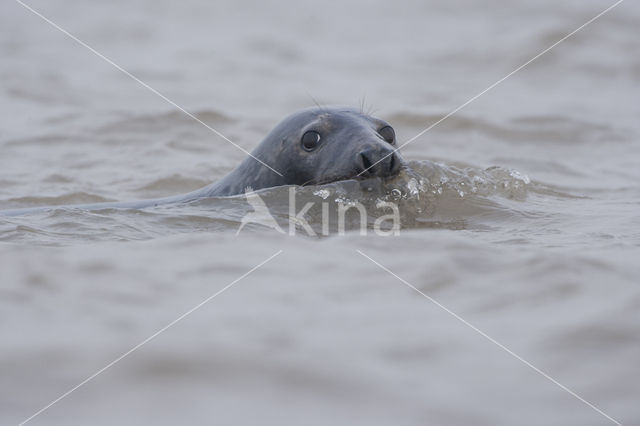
[199,155,288,197]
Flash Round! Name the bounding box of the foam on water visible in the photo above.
[1,0,639,425]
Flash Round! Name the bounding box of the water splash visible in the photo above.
[1,159,540,241]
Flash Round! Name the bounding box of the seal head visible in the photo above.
[207,107,405,195]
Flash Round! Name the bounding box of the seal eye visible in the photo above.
[301,130,321,151]
[379,126,395,144]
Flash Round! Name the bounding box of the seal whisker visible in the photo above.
[306,93,328,113]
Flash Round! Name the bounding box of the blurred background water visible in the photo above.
[1,0,639,425]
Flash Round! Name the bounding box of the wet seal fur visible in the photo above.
[1,107,405,216]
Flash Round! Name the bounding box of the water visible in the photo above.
[1,0,639,425]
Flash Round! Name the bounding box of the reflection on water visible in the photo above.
[1,0,639,425]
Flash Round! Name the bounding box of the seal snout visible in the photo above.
[356,147,401,178]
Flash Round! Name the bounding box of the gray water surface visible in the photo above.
[1,0,639,425]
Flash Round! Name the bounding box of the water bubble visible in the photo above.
[313,189,330,199]
[509,170,531,184]
[407,178,420,198]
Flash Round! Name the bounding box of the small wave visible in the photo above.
[388,112,501,134]
[387,111,627,144]
[99,109,232,135]
[7,192,113,207]
[135,174,210,196]
[0,160,558,242]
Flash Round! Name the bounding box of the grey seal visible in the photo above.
[1,107,405,216]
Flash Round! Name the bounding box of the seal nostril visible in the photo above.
[388,153,395,173]
[360,152,373,174]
